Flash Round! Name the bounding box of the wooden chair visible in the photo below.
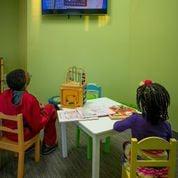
[0,112,40,178]
[122,137,177,178]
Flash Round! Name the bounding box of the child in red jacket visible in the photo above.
[0,69,57,155]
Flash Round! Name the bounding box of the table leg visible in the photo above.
[61,123,68,158]
[92,136,100,178]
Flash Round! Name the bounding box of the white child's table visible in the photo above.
[57,97,119,178]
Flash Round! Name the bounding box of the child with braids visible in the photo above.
[113,80,172,178]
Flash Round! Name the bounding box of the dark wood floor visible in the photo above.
[0,123,177,178]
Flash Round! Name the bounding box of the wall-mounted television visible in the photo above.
[42,0,108,15]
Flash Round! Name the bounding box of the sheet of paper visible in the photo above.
[82,97,118,116]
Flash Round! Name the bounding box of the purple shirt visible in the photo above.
[113,113,172,141]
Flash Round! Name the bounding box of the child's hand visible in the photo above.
[40,103,45,109]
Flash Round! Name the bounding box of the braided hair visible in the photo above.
[136,80,170,125]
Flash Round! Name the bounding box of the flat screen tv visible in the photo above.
[42,0,108,15]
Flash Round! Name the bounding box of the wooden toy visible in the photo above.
[60,66,87,108]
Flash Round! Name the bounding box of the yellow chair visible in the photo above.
[122,137,177,178]
[0,112,40,178]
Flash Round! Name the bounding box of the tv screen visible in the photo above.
[42,0,107,15]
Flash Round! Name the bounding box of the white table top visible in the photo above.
[78,97,120,135]
[78,117,117,135]
[58,97,121,134]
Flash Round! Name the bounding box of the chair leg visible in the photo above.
[18,151,25,178]
[35,138,40,162]
[76,126,81,148]
[122,165,129,178]
[104,136,110,153]
[121,165,125,178]
[87,136,92,160]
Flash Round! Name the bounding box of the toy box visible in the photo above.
[60,66,87,108]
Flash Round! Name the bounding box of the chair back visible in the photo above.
[0,112,24,149]
[130,137,177,178]
[86,83,102,99]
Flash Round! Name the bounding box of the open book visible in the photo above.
[58,108,99,122]
[109,105,137,120]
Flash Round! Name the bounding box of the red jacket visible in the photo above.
[0,89,48,141]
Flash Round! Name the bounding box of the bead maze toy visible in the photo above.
[60,66,87,108]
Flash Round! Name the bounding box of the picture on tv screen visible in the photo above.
[42,0,108,15]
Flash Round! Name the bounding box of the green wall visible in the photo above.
[19,0,27,70]
[128,0,178,131]
[0,0,26,73]
[27,0,178,131]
